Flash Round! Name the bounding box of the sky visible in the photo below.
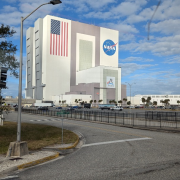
[0,0,180,98]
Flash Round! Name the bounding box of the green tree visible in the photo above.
[141,98,146,105]
[123,98,127,105]
[145,96,151,107]
[0,24,19,78]
[118,100,122,106]
[98,99,102,103]
[74,99,78,104]
[153,101,157,106]
[177,100,180,106]
[160,99,164,105]
[127,101,131,105]
[164,99,170,106]
[90,100,93,104]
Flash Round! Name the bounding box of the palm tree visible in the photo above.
[160,99,164,106]
[118,100,122,106]
[98,99,103,104]
[127,101,131,105]
[153,101,157,106]
[164,99,170,106]
[90,100,93,104]
[141,98,146,106]
[123,98,127,105]
[177,100,180,106]
[74,99,78,105]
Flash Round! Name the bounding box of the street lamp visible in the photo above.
[17,0,62,142]
[125,82,136,105]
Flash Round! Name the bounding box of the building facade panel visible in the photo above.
[100,27,119,68]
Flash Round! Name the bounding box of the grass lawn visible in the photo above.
[0,121,78,154]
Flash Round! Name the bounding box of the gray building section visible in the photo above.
[79,40,93,71]
[66,83,100,100]
[103,69,118,103]
[71,21,100,86]
[34,18,43,100]
[121,84,127,100]
[65,81,117,103]
[26,27,34,98]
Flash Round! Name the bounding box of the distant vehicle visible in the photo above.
[67,106,75,110]
[110,106,123,111]
[84,103,91,109]
[37,106,48,111]
[34,103,53,107]
[135,105,144,108]
[56,107,62,109]
[99,104,114,110]
[158,106,165,109]
[129,106,135,109]
[72,106,82,109]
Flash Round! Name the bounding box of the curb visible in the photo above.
[17,152,60,170]
[58,134,79,150]
[16,133,79,170]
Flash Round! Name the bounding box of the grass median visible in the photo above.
[0,121,78,154]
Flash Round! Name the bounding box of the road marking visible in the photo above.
[64,121,150,138]
[1,175,19,179]
[29,119,58,122]
[83,137,152,147]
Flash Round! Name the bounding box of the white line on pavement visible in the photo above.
[1,175,19,179]
[82,137,152,147]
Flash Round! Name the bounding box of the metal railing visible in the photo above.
[17,109,180,131]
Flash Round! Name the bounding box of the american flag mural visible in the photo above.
[50,19,68,57]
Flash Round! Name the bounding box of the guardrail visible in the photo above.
[16,108,180,131]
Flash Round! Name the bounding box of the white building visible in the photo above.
[5,96,13,99]
[25,15,122,105]
[127,95,180,106]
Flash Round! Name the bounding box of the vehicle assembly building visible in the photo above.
[25,15,122,104]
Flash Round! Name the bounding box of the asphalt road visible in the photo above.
[2,112,180,180]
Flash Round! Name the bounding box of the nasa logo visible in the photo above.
[103,39,117,56]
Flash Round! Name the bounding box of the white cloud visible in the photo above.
[150,19,180,35]
[120,35,180,56]
[85,0,147,19]
[120,56,154,62]
[164,56,180,64]
[86,0,116,9]
[100,22,139,42]
[2,5,17,12]
[119,63,156,76]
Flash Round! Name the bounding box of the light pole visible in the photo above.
[125,82,136,106]
[17,0,62,142]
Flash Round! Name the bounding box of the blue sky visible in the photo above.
[0,0,180,97]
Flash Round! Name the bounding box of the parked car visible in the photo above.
[84,103,91,109]
[72,106,82,109]
[99,106,111,110]
[135,105,144,108]
[56,107,62,109]
[67,106,75,110]
[37,106,48,111]
[129,106,135,109]
[110,106,123,111]
[157,106,165,109]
